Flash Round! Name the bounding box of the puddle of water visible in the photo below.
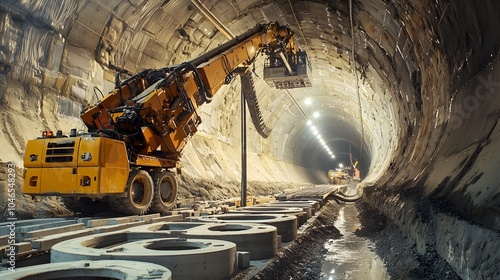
[320,205,390,280]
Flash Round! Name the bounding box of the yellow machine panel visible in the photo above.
[99,138,129,193]
[22,168,41,194]
[23,137,129,196]
[39,167,78,193]
[23,139,44,168]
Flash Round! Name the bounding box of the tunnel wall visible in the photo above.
[358,1,500,278]
[365,0,500,231]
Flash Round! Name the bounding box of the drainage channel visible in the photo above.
[320,204,389,280]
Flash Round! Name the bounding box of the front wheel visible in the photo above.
[149,171,178,214]
[108,170,153,215]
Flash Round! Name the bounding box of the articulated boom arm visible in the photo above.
[80,22,311,168]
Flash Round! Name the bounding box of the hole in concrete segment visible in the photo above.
[214,215,276,220]
[208,225,252,232]
[145,240,205,251]
[154,223,200,231]
[81,233,128,249]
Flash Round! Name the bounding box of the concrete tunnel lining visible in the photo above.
[0,0,499,277]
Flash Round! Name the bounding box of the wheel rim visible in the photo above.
[130,175,151,207]
[160,180,172,202]
[159,175,177,205]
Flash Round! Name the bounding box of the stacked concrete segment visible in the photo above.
[126,222,278,259]
[229,206,306,225]
[51,234,236,280]
[0,260,172,279]
[194,213,298,242]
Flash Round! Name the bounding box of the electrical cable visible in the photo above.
[285,0,311,122]
[349,0,364,153]
[287,0,311,51]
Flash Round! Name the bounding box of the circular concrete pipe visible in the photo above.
[0,260,172,280]
[195,213,298,242]
[126,222,279,259]
[51,235,236,280]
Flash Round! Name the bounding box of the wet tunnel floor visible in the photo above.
[320,204,389,280]
[241,192,460,280]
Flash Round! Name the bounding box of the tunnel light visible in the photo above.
[331,155,335,159]
[316,134,322,140]
[339,163,344,168]
[313,130,318,136]
[307,120,313,126]
[305,98,312,105]
[313,111,320,118]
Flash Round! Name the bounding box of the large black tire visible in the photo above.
[108,170,154,215]
[62,197,109,215]
[149,171,178,214]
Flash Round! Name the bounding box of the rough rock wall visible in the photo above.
[363,187,500,280]
[368,0,500,232]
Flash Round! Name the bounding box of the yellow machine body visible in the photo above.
[23,137,129,196]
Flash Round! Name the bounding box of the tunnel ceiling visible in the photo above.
[1,0,500,229]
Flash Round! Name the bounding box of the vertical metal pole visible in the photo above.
[241,89,247,207]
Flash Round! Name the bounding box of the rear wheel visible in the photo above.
[108,170,153,215]
[149,171,178,214]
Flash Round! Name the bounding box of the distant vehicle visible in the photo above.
[328,168,349,185]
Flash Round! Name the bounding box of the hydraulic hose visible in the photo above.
[332,183,364,202]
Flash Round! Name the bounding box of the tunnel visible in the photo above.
[0,0,499,278]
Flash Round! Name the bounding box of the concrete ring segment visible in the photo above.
[194,213,298,242]
[126,222,278,259]
[51,235,236,280]
[229,206,305,225]
[282,199,323,209]
[264,203,314,218]
[0,260,171,280]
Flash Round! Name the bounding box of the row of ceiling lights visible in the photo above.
[305,98,335,159]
